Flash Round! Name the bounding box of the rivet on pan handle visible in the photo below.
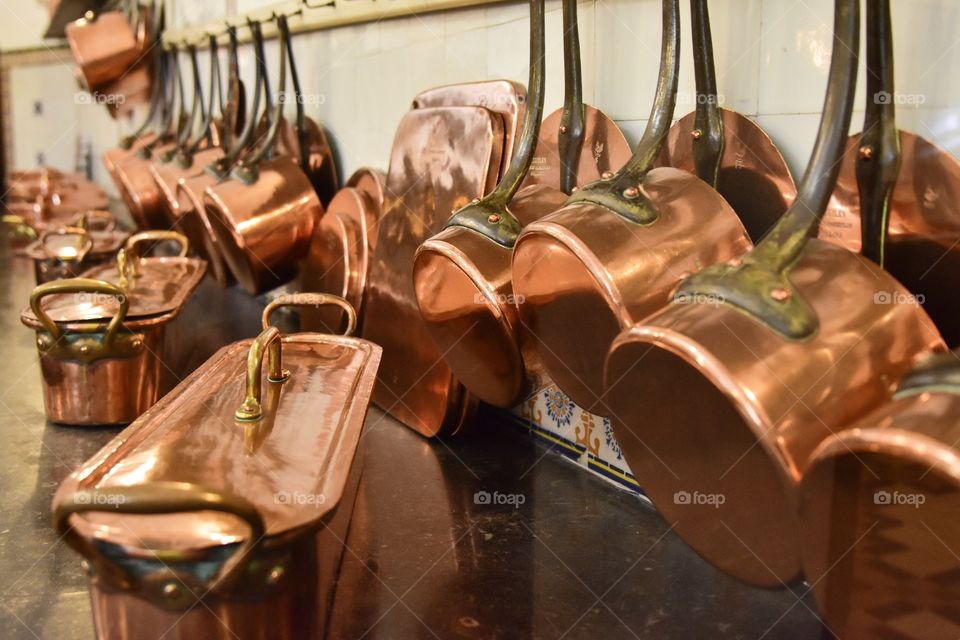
[443,0,546,247]
[564,0,681,225]
[690,0,724,187]
[54,481,265,608]
[235,326,291,422]
[261,293,358,337]
[39,226,93,263]
[674,0,860,340]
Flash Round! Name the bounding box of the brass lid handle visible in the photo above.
[39,226,93,263]
[30,277,129,344]
[261,292,358,336]
[125,229,190,258]
[235,326,290,422]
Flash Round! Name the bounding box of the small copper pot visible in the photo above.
[603,0,944,587]
[512,0,750,416]
[66,10,139,91]
[799,351,960,639]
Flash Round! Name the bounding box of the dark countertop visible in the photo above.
[0,235,826,639]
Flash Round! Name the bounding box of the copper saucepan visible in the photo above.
[799,350,960,639]
[658,0,796,242]
[204,15,323,295]
[818,1,960,349]
[604,0,944,587]
[512,0,749,417]
[414,0,630,408]
[65,8,139,91]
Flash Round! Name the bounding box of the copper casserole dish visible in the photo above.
[19,231,206,425]
[52,294,381,639]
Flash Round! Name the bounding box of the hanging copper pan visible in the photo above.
[203,15,323,295]
[603,0,944,587]
[818,1,960,349]
[414,0,629,408]
[799,350,960,639]
[512,0,749,417]
[298,168,385,334]
[360,90,510,435]
[658,0,796,242]
[65,8,139,91]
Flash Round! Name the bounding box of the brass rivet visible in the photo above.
[859,145,874,160]
[81,560,93,576]
[488,214,501,224]
[727,257,743,267]
[691,129,703,140]
[162,582,182,599]
[623,186,640,199]
[266,565,285,586]
[79,345,89,354]
[601,171,614,180]
[770,287,791,302]
[472,197,481,204]
[571,186,579,192]
[37,338,45,348]
[132,339,142,349]
[559,125,568,134]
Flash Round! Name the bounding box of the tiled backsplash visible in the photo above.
[2,0,958,492]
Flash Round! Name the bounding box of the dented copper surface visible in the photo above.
[362,106,505,437]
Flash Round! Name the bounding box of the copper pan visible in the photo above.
[512,0,749,416]
[415,0,627,408]
[296,165,385,333]
[818,3,960,349]
[658,0,797,242]
[360,108,507,435]
[65,9,139,91]
[799,351,960,639]
[603,0,944,587]
[27,226,93,284]
[203,16,322,295]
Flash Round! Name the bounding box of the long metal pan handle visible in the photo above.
[178,34,221,167]
[125,230,189,258]
[118,2,166,150]
[162,43,204,163]
[262,293,358,336]
[278,13,310,172]
[39,226,93,263]
[442,0,546,247]
[54,481,265,607]
[895,349,960,397]
[690,0,724,186]
[136,46,182,160]
[856,0,899,266]
[30,278,129,344]
[675,0,859,339]
[564,0,681,224]
[558,0,586,194]
[235,326,290,422]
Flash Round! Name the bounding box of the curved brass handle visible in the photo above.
[235,326,290,422]
[125,230,189,258]
[30,278,128,343]
[39,226,93,263]
[54,481,265,607]
[73,209,117,232]
[2,214,37,239]
[261,293,358,336]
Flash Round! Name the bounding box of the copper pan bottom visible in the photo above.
[659,108,798,242]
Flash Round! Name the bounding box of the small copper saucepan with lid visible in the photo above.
[24,215,129,284]
[511,0,750,416]
[603,0,945,587]
[658,0,796,242]
[203,14,324,295]
[65,5,140,92]
[799,350,960,638]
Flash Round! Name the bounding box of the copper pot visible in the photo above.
[799,351,960,639]
[25,219,129,284]
[603,0,944,587]
[65,10,139,91]
[511,0,750,416]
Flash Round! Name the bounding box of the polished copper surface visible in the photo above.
[603,239,945,587]
[660,109,798,241]
[111,143,175,230]
[820,131,960,347]
[413,80,525,175]
[52,329,379,637]
[150,146,224,240]
[299,186,380,334]
[204,155,323,294]
[521,106,632,190]
[65,11,139,90]
[175,168,234,287]
[512,167,751,415]
[362,106,505,437]
[346,167,387,212]
[800,383,960,639]
[415,184,567,407]
[24,226,128,284]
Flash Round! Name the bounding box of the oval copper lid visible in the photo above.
[20,256,207,326]
[22,230,129,261]
[54,333,381,549]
